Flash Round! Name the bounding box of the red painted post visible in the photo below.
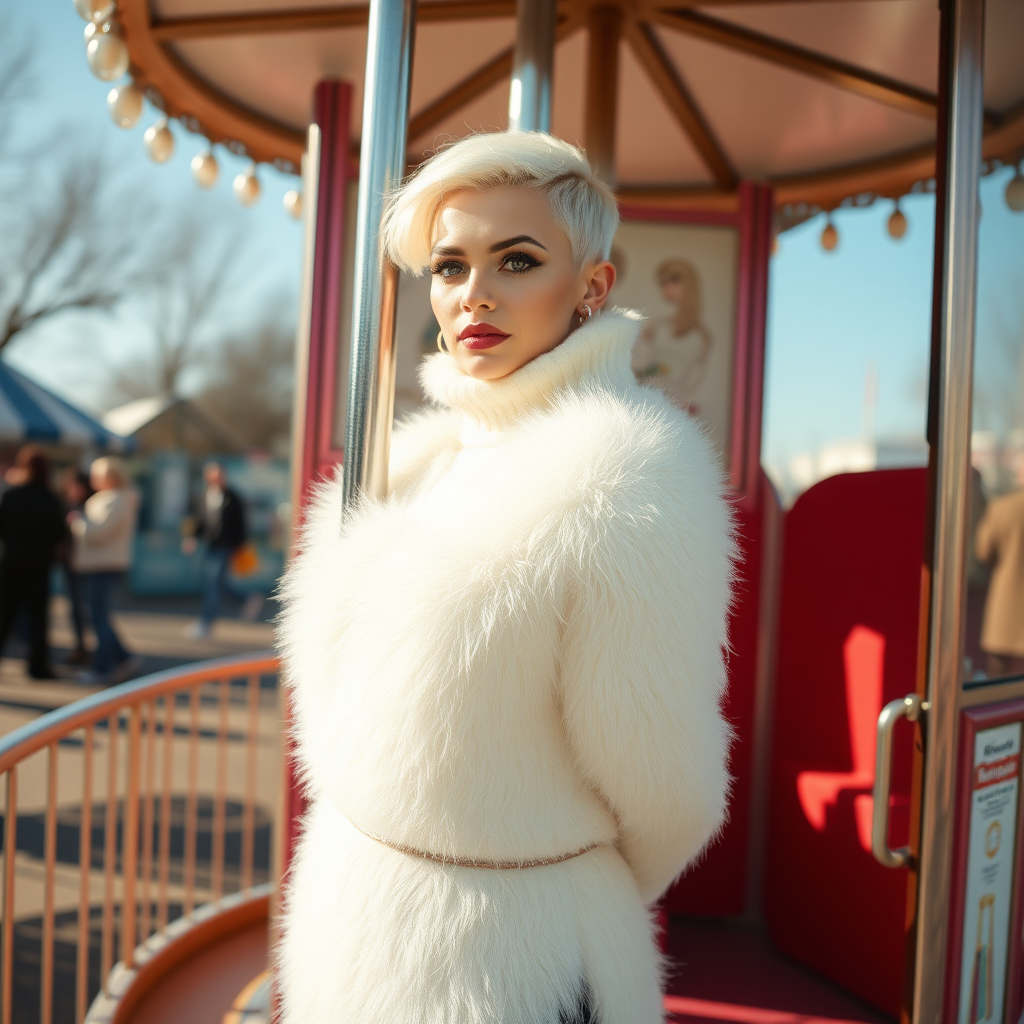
[729,181,773,503]
[284,79,354,879]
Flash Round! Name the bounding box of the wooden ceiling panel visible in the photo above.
[152,0,364,17]
[550,30,587,157]
[615,35,716,186]
[172,29,369,134]
[408,19,516,120]
[707,0,939,96]
[983,0,1024,111]
[651,24,935,181]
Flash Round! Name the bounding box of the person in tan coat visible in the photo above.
[69,457,141,684]
[977,468,1024,678]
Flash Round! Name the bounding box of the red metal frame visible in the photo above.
[299,80,352,495]
[284,79,353,880]
[945,697,1024,1023]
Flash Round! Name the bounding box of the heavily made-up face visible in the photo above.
[429,186,615,381]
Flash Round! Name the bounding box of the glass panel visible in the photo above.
[965,162,1024,683]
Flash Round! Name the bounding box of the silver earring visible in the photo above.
[579,303,592,324]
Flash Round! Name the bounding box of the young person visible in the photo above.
[278,132,735,1024]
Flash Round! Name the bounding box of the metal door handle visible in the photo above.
[872,693,925,868]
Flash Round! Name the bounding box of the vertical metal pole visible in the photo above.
[509,0,557,132]
[911,0,984,1019]
[584,5,621,183]
[342,0,416,512]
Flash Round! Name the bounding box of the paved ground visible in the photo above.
[0,590,277,721]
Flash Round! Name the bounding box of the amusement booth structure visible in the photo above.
[1,0,1023,1022]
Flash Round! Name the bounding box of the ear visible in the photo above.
[581,261,617,312]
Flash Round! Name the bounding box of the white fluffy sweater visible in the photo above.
[277,309,734,1024]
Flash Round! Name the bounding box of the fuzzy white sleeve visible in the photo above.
[558,435,735,906]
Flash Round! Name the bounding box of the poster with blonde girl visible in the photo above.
[609,220,738,460]
[631,258,713,413]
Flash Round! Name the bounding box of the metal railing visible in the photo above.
[0,652,281,1024]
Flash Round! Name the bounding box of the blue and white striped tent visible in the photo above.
[0,361,130,452]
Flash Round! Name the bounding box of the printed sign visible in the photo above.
[958,721,1022,1024]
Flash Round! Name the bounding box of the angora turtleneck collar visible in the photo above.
[419,308,643,438]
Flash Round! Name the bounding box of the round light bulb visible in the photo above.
[233,164,261,207]
[144,118,174,163]
[86,33,129,82]
[83,21,107,44]
[106,81,142,129]
[887,206,908,240]
[74,0,116,22]
[821,220,839,253]
[191,150,219,188]
[1006,170,1024,214]
[283,189,302,219]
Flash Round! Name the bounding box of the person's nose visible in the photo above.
[460,270,497,313]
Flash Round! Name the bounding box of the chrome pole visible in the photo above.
[342,0,416,512]
[912,0,984,1018]
[509,0,556,132]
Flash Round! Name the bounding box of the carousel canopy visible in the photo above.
[95,0,1023,212]
[0,361,131,452]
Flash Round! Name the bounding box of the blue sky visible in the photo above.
[7,0,1024,481]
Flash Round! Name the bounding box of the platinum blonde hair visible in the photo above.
[381,132,619,274]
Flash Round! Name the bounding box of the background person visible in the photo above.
[182,462,262,638]
[976,459,1024,678]
[59,467,93,666]
[0,445,66,679]
[69,456,141,685]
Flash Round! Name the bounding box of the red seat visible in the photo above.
[764,469,925,1019]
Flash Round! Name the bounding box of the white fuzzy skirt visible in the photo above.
[278,800,664,1024]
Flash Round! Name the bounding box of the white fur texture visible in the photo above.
[277,310,734,1024]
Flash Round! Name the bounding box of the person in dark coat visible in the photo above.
[59,467,93,666]
[0,446,67,679]
[182,462,262,637]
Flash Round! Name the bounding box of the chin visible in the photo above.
[458,352,518,381]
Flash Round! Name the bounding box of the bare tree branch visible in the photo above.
[195,313,295,453]
[107,210,262,403]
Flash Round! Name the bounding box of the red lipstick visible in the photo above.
[458,323,510,350]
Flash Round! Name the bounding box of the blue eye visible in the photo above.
[432,260,465,278]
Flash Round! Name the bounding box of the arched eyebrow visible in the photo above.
[488,235,547,253]
[430,235,548,259]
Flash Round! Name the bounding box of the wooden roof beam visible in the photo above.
[625,19,737,190]
[649,7,999,128]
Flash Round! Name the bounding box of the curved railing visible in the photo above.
[0,652,281,1024]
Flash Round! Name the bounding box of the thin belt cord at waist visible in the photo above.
[349,819,604,870]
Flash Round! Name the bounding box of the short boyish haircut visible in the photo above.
[381,131,620,274]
